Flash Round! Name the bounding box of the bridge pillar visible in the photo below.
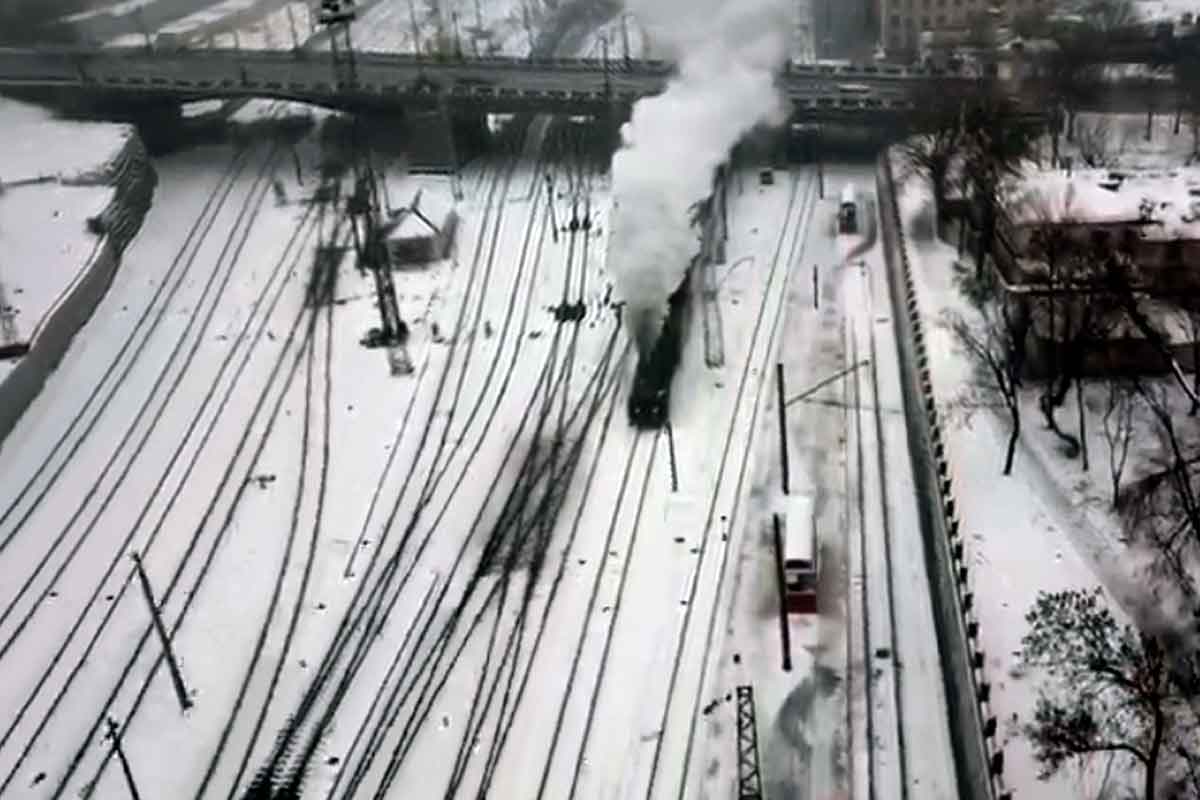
[127,103,185,155]
[397,108,489,172]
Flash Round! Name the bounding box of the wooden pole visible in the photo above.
[106,718,143,800]
[131,554,193,712]
[772,513,793,672]
[775,363,790,495]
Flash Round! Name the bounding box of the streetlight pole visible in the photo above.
[601,34,610,97]
[451,11,463,59]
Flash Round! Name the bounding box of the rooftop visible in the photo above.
[1002,166,1200,241]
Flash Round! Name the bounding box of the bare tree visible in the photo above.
[898,87,964,233]
[1022,587,1190,800]
[1075,117,1115,168]
[1120,375,1200,595]
[1079,0,1139,33]
[1100,253,1200,411]
[959,85,1039,278]
[1102,378,1137,508]
[946,295,1030,474]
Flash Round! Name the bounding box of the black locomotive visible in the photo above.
[627,269,691,428]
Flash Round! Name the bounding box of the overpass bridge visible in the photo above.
[0,45,962,122]
[0,45,1173,123]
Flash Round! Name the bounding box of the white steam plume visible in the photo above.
[609,0,792,352]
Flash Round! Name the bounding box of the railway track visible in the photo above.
[36,184,333,799]
[0,143,283,668]
[0,129,316,794]
[234,123,557,797]
[845,250,906,800]
[0,149,252,548]
[649,169,820,800]
[191,201,345,800]
[323,125,622,799]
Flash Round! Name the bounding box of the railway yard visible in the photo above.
[0,85,959,798]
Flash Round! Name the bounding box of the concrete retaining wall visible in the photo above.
[0,132,156,446]
[876,154,1012,800]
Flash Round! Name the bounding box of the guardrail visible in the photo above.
[876,154,1012,800]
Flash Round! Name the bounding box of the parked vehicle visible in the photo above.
[783,495,818,614]
[838,184,859,234]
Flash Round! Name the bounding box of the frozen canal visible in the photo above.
[0,110,953,798]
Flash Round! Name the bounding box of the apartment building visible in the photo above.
[880,0,1052,59]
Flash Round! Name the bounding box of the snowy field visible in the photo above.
[893,158,1141,799]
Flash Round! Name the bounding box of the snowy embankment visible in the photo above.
[0,100,155,447]
[886,152,1139,799]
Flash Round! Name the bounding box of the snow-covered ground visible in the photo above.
[0,99,130,377]
[892,157,1141,799]
[0,100,132,185]
[1048,111,1200,172]
[0,92,912,797]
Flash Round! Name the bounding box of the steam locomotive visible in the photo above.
[627,269,692,428]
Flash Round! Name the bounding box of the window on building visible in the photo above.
[921,14,931,27]
[936,13,946,23]
[891,13,901,27]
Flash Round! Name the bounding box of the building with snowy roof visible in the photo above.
[986,167,1200,375]
[381,192,457,267]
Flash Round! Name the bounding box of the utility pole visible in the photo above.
[621,13,631,64]
[545,174,559,243]
[775,363,790,495]
[815,126,824,199]
[131,554,192,712]
[451,11,463,59]
[318,0,411,371]
[285,4,301,50]
[601,34,610,97]
[106,718,143,800]
[474,0,483,32]
[407,0,421,55]
[136,8,152,50]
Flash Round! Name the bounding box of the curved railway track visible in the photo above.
[0,149,252,546]
[0,143,283,665]
[234,128,545,798]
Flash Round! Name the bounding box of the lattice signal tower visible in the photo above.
[317,0,410,364]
